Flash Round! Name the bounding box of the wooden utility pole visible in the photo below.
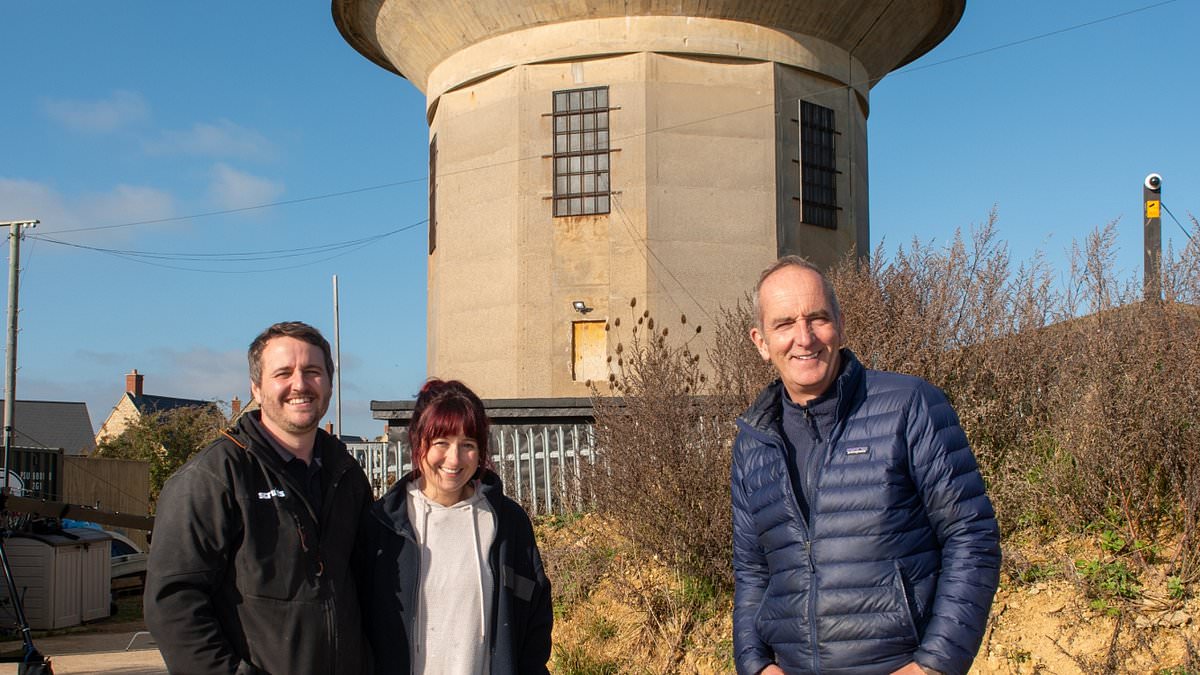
[1,219,37,493]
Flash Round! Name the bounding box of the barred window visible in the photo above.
[553,86,610,217]
[800,100,838,229]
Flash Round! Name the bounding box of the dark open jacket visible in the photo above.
[145,413,372,675]
[732,350,1001,675]
[361,470,553,674]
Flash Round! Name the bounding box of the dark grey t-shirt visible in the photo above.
[245,413,325,522]
[779,366,844,522]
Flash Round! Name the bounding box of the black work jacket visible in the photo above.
[145,413,372,674]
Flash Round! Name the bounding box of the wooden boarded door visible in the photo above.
[572,321,607,383]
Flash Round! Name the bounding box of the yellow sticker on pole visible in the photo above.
[1146,200,1161,218]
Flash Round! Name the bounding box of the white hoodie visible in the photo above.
[406,480,497,675]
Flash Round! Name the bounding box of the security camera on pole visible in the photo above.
[1144,174,1162,303]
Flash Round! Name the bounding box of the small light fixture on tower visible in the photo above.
[572,300,593,314]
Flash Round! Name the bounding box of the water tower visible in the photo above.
[334,0,965,400]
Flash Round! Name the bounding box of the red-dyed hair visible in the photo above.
[408,379,493,477]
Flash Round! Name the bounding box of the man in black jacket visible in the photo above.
[145,321,372,674]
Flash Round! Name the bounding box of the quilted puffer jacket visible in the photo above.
[731,350,1000,675]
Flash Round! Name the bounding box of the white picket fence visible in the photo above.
[347,422,597,516]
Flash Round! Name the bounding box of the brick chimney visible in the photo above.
[231,396,242,417]
[325,422,334,435]
[126,369,144,397]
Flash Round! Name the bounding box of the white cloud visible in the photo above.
[147,347,250,405]
[42,90,149,133]
[23,348,249,434]
[0,178,77,228]
[80,184,174,226]
[0,178,174,241]
[74,350,127,367]
[208,164,284,210]
[144,119,275,161]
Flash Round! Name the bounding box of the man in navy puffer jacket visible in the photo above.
[732,257,1000,675]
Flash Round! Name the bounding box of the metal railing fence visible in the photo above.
[349,422,597,516]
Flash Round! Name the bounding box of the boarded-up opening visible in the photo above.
[572,320,607,383]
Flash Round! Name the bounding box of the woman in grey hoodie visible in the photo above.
[361,379,553,674]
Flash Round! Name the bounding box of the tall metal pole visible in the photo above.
[332,274,342,437]
[2,219,38,493]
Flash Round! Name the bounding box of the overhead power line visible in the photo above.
[1161,202,1195,242]
[891,0,1179,79]
[46,179,425,235]
[36,0,1180,240]
[28,220,424,273]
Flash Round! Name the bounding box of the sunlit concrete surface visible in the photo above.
[0,627,165,675]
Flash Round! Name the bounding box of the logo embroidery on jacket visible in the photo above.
[845,446,869,456]
[257,489,287,499]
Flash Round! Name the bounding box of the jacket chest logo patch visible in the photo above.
[845,446,870,456]
[258,488,287,499]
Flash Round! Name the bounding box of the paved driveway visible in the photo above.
[0,627,165,675]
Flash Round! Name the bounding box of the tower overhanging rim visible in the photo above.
[332,0,966,86]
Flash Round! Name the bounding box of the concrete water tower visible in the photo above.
[334,0,965,400]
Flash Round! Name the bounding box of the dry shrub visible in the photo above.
[830,214,1061,529]
[831,212,1200,579]
[1043,225,1200,575]
[587,299,769,590]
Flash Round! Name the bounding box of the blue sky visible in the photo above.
[1,1,1195,438]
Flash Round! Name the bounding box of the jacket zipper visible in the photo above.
[759,423,821,675]
[234,427,358,672]
[802,399,849,674]
[283,447,352,668]
[320,465,346,674]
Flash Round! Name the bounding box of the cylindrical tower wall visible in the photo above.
[427,43,866,398]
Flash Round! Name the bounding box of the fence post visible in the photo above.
[555,426,566,515]
[527,428,538,515]
[542,427,552,514]
[513,429,523,505]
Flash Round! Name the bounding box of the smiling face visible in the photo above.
[419,432,481,506]
[750,265,844,404]
[250,336,332,448]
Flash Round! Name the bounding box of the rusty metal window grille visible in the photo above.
[800,100,838,229]
[553,86,610,217]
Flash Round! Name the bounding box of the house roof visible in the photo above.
[128,393,217,415]
[0,400,96,456]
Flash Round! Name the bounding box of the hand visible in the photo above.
[890,663,934,675]
[759,666,786,675]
